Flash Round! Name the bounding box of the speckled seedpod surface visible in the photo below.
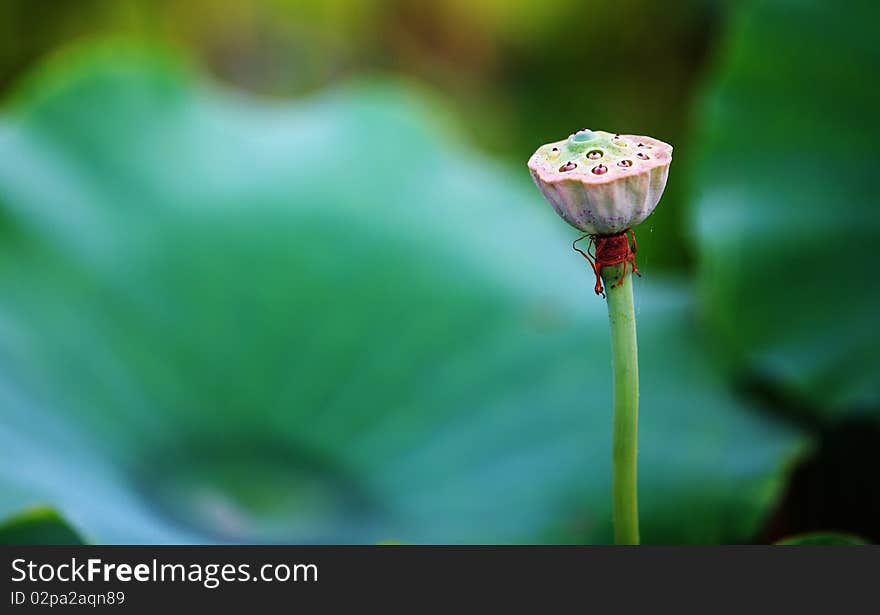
[528,129,672,235]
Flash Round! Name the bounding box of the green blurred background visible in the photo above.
[0,0,877,544]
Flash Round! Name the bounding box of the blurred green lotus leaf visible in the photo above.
[0,506,85,545]
[0,44,804,544]
[775,532,868,546]
[691,1,880,415]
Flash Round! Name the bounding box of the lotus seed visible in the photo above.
[591,164,608,175]
[587,150,603,160]
[560,161,577,172]
[618,160,633,167]
[636,152,650,160]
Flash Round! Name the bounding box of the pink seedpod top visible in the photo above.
[528,129,672,236]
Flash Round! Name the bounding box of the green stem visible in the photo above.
[602,264,640,545]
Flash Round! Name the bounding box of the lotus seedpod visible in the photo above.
[527,130,674,545]
[527,129,672,236]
